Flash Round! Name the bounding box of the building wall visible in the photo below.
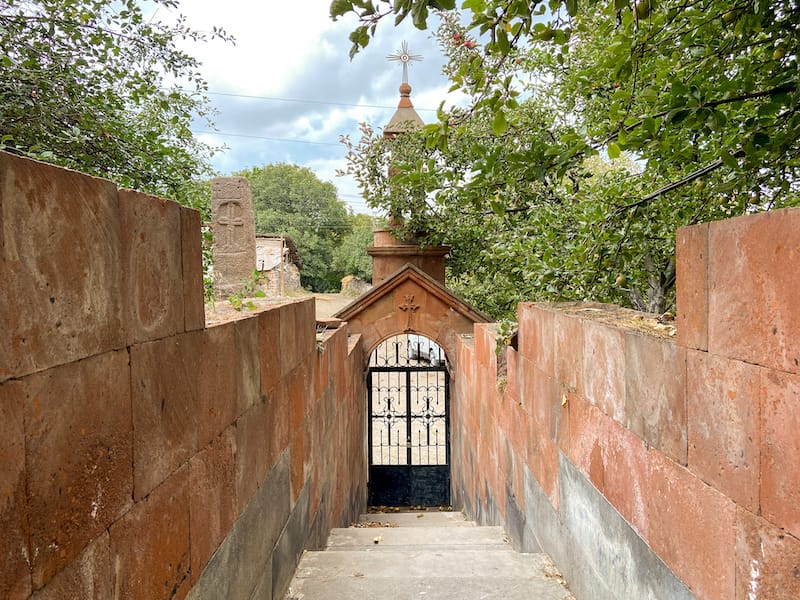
[0,152,367,600]
[451,207,800,600]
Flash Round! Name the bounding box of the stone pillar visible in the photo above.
[367,229,449,285]
[210,177,257,299]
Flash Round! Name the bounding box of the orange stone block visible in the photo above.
[30,532,113,600]
[290,432,306,503]
[606,432,736,600]
[565,396,608,493]
[736,507,800,600]
[761,369,800,539]
[687,350,761,511]
[518,303,555,374]
[234,316,261,416]
[258,307,282,394]
[195,324,238,450]
[189,428,237,582]
[0,380,31,599]
[23,351,132,589]
[110,467,191,600]
[553,309,584,395]
[708,207,800,374]
[130,334,199,500]
[582,319,626,423]
[234,400,269,514]
[120,189,184,345]
[180,206,205,332]
[0,152,124,382]
[676,222,709,351]
[624,332,687,464]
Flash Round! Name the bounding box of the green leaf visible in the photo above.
[492,110,508,135]
[330,0,353,19]
[607,142,621,159]
[565,0,579,17]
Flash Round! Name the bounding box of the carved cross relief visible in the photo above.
[397,294,420,331]
[216,200,245,252]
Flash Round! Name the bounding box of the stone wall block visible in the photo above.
[23,351,132,589]
[110,466,191,600]
[0,380,31,599]
[565,397,608,494]
[553,309,584,396]
[288,362,307,433]
[234,399,270,515]
[708,207,800,374]
[687,350,761,511]
[130,334,199,500]
[675,222,709,351]
[518,303,555,373]
[0,152,123,382]
[761,368,800,539]
[189,428,237,583]
[735,507,800,600]
[234,316,261,416]
[30,532,113,600]
[606,433,736,600]
[474,323,496,370]
[258,307,282,394]
[582,320,626,423]
[266,382,290,474]
[120,189,184,345]
[180,206,205,332]
[624,332,687,464]
[279,301,300,377]
[195,324,238,450]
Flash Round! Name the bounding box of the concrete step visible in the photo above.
[357,510,476,528]
[286,548,573,600]
[326,525,509,549]
[285,513,575,600]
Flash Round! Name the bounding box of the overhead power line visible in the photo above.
[194,130,342,146]
[198,89,438,113]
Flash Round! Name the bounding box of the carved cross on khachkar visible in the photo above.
[211,177,257,299]
[387,40,423,84]
[216,200,246,251]
[398,294,421,331]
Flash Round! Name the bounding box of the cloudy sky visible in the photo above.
[162,0,460,215]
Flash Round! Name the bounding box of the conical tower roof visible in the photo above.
[384,41,425,136]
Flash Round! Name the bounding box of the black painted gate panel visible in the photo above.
[368,335,450,507]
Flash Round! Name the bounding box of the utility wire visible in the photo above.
[195,88,439,113]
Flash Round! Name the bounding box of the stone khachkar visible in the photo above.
[210,177,257,298]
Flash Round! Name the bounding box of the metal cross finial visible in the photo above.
[387,40,423,84]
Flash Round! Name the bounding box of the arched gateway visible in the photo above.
[335,262,490,507]
[367,332,449,506]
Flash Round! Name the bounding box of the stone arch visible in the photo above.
[334,264,490,374]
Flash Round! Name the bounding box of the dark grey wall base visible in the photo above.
[187,451,291,600]
[459,451,696,600]
[272,484,310,600]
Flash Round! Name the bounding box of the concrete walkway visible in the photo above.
[285,512,575,600]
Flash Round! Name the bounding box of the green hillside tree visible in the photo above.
[0,0,231,212]
[235,163,357,292]
[332,213,377,282]
[334,1,799,317]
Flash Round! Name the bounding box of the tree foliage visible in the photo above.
[0,0,230,212]
[332,213,376,282]
[235,163,370,293]
[334,0,800,318]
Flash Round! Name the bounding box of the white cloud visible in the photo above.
[164,0,456,214]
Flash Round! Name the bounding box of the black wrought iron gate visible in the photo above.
[367,334,450,507]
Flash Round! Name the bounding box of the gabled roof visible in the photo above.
[335,263,490,324]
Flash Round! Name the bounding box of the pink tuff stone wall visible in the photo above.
[0,152,367,600]
[452,207,800,600]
